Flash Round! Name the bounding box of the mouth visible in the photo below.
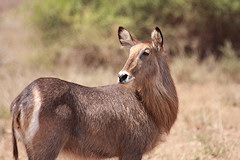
[118,71,135,84]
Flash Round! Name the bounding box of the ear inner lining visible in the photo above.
[151,27,163,51]
[118,26,136,48]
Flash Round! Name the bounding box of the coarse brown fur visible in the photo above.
[10,26,178,160]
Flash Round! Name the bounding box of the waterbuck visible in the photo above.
[10,26,178,160]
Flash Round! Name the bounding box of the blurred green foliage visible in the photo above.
[27,0,240,62]
[189,0,240,59]
[30,0,187,39]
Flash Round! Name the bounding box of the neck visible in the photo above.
[138,56,178,133]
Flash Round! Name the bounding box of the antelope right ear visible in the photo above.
[151,27,163,51]
[118,26,137,49]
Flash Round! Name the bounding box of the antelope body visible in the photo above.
[11,27,178,160]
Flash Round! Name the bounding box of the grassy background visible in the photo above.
[0,0,239,160]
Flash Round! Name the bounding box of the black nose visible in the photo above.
[118,73,128,83]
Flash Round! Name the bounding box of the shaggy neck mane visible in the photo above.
[138,54,178,134]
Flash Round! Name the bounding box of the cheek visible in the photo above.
[147,60,158,75]
[135,60,157,80]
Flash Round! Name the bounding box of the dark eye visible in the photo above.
[142,49,150,56]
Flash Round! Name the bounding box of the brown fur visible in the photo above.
[11,27,178,160]
[120,43,178,134]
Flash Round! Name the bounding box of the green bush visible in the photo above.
[188,0,240,59]
[26,0,240,66]
[29,0,187,39]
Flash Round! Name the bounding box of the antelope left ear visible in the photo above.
[151,27,163,51]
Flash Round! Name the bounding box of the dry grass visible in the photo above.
[1,81,239,160]
[152,82,240,160]
[0,2,239,160]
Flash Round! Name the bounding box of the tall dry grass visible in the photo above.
[0,2,239,160]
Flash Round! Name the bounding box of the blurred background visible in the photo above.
[0,0,239,159]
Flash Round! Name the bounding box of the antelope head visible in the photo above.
[118,26,164,88]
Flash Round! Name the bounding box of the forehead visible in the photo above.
[130,43,151,55]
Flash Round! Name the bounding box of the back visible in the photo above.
[11,77,159,159]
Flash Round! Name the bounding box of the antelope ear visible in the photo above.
[118,26,137,49]
[151,27,163,51]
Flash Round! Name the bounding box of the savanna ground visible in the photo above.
[0,1,240,160]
